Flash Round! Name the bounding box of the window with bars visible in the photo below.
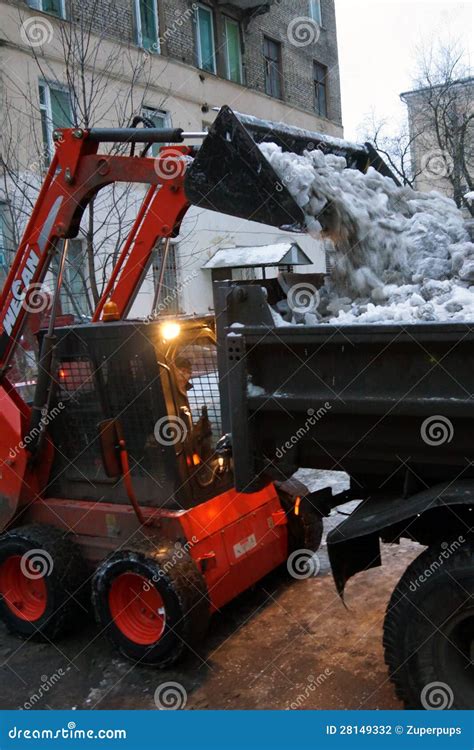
[224,17,243,84]
[39,81,72,164]
[313,61,328,118]
[63,240,89,318]
[0,203,13,280]
[142,106,171,156]
[195,5,216,73]
[134,0,159,51]
[27,0,65,18]
[50,239,89,318]
[263,37,283,99]
[152,242,179,314]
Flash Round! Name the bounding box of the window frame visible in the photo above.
[263,35,283,100]
[142,106,171,156]
[195,3,217,74]
[39,80,73,163]
[27,0,66,19]
[152,241,180,315]
[53,238,89,318]
[134,0,160,52]
[224,16,243,84]
[309,0,322,26]
[313,61,328,118]
[0,203,11,273]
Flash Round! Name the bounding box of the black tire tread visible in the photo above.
[0,523,88,640]
[92,538,209,668]
[383,537,474,709]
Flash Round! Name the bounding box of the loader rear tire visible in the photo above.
[383,537,474,710]
[92,540,209,668]
[0,524,88,640]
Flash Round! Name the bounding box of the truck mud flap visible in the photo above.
[327,479,474,595]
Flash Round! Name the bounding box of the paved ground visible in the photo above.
[0,491,423,711]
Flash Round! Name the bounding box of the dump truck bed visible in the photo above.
[215,285,474,494]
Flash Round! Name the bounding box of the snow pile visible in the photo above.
[261,142,474,324]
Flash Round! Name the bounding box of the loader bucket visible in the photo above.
[184,106,306,232]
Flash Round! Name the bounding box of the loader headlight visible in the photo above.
[161,321,181,341]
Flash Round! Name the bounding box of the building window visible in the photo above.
[142,106,171,156]
[313,62,328,118]
[224,18,243,84]
[27,0,65,18]
[57,239,89,318]
[309,0,322,25]
[0,203,13,284]
[263,37,282,99]
[39,82,72,164]
[195,5,216,74]
[135,0,159,52]
[153,242,179,314]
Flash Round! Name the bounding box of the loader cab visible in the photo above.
[44,317,231,510]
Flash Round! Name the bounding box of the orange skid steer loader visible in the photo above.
[0,106,338,667]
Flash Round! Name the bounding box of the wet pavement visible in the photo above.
[0,503,422,711]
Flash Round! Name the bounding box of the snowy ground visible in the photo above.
[294,467,349,495]
[262,143,474,325]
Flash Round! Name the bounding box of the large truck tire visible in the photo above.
[0,524,88,640]
[383,537,474,709]
[92,540,209,668]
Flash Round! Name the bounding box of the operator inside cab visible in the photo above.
[173,355,213,462]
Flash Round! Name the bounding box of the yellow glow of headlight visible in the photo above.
[161,321,181,341]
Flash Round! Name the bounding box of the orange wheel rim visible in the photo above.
[108,572,166,645]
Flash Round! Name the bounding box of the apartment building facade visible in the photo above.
[0,0,344,317]
[401,77,473,214]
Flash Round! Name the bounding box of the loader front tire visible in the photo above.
[92,540,209,668]
[0,524,88,640]
[383,537,474,709]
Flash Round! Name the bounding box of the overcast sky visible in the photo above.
[335,0,473,140]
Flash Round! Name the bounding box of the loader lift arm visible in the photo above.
[0,129,194,377]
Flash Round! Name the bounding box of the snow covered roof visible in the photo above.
[202,242,312,269]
